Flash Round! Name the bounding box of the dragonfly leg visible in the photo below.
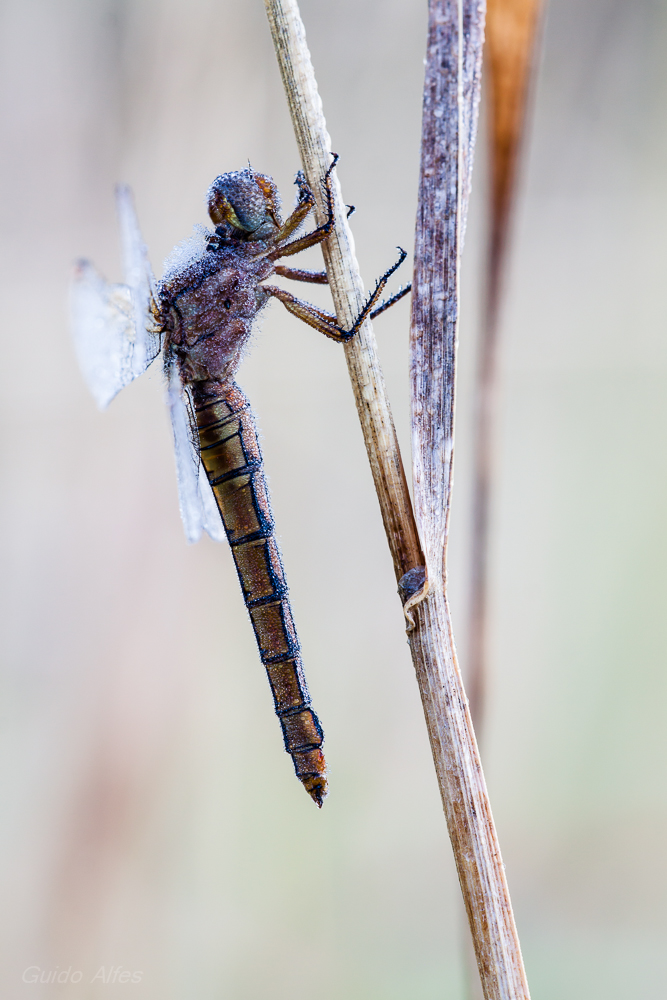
[274,265,328,284]
[343,247,408,333]
[274,262,410,315]
[266,154,338,261]
[265,246,408,342]
[264,285,347,342]
[270,171,315,244]
[369,282,412,320]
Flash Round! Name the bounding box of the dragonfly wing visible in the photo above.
[198,461,226,542]
[166,364,224,544]
[116,184,162,376]
[71,260,140,410]
[72,187,161,409]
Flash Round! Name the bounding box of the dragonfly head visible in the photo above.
[207,169,282,241]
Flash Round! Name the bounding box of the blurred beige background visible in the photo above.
[1,0,666,997]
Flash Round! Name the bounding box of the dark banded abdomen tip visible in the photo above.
[291,746,328,807]
[303,774,328,808]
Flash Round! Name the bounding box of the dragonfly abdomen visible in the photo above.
[193,380,327,806]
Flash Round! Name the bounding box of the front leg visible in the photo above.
[271,172,315,245]
[267,155,339,261]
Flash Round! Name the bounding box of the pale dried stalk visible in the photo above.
[265,1,530,997]
[265,0,423,582]
[409,4,529,998]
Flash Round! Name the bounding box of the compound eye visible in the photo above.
[208,172,261,232]
[206,170,282,236]
[208,187,244,228]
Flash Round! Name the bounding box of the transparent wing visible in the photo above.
[70,186,161,410]
[166,364,225,544]
[71,261,137,409]
[116,184,161,374]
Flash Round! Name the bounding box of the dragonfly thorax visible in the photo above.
[162,256,271,384]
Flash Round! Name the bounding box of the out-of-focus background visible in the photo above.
[1,0,665,997]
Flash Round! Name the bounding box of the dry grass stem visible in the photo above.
[265,0,530,996]
[265,0,423,583]
[408,3,530,997]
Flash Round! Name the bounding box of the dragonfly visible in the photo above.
[71,156,410,806]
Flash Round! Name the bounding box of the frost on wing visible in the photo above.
[116,184,162,376]
[71,260,137,410]
[162,224,210,282]
[166,364,224,544]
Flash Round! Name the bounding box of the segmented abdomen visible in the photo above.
[193,380,327,806]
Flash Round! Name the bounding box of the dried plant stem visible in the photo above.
[265,1,530,997]
[407,593,529,999]
[408,4,530,996]
[265,0,423,583]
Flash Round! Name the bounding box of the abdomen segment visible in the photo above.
[193,380,327,806]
